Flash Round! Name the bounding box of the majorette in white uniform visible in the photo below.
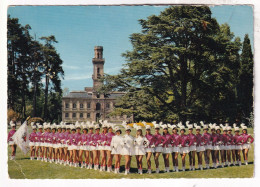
[121,123,135,156]
[133,124,149,156]
[111,126,123,155]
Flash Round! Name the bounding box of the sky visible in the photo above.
[7,5,254,91]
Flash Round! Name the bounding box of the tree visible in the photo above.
[101,6,243,123]
[40,35,64,120]
[237,34,253,120]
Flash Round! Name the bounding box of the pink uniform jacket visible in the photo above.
[211,133,218,146]
[90,133,101,146]
[172,134,181,147]
[86,132,94,146]
[100,132,107,146]
[154,132,164,146]
[202,132,212,145]
[81,133,88,145]
[57,132,64,144]
[35,131,43,143]
[195,134,206,146]
[241,133,254,144]
[64,132,70,144]
[233,134,244,145]
[51,132,57,144]
[162,133,173,147]
[226,134,234,145]
[180,134,190,147]
[7,129,16,142]
[74,132,82,145]
[145,134,156,148]
[29,132,37,143]
[187,133,196,146]
[105,132,115,146]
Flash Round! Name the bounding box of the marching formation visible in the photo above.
[8,120,254,175]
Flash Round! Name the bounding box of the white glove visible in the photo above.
[78,141,81,145]
[72,139,75,142]
[35,137,38,140]
[151,144,155,148]
[97,140,101,143]
[179,144,182,148]
[194,142,197,145]
[53,137,56,140]
[66,140,70,143]
[159,143,163,147]
[89,141,93,144]
[168,144,172,147]
[102,141,106,146]
[48,138,51,141]
[40,138,43,141]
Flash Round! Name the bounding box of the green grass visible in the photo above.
[8,128,254,179]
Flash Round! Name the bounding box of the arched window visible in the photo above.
[96,103,101,110]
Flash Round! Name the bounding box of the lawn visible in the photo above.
[7,127,254,179]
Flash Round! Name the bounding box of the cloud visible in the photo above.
[65,74,92,81]
[63,64,81,70]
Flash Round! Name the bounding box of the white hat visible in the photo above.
[180,125,186,130]
[32,125,37,129]
[81,122,88,129]
[66,124,71,129]
[227,126,232,131]
[62,122,66,129]
[160,124,168,129]
[43,122,47,129]
[95,124,100,129]
[187,124,193,130]
[203,124,209,129]
[51,123,57,129]
[37,123,43,129]
[70,124,76,130]
[114,126,121,132]
[233,123,237,128]
[143,121,151,130]
[220,124,227,131]
[241,123,247,130]
[215,126,221,130]
[47,123,51,128]
[133,123,142,131]
[209,123,215,130]
[167,124,174,129]
[75,121,81,129]
[195,126,201,130]
[31,122,35,126]
[60,121,64,126]
[234,127,240,131]
[10,121,15,127]
[152,121,160,129]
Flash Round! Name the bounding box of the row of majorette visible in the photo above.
[8,120,253,175]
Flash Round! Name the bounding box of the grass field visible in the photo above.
[8,127,254,179]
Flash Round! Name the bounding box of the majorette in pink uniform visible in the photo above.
[79,122,88,151]
[86,131,94,151]
[179,125,190,154]
[64,125,71,148]
[8,121,16,145]
[195,126,206,152]
[29,125,37,147]
[90,133,101,151]
[187,133,196,152]
[153,123,164,153]
[202,128,213,150]
[172,132,181,153]
[35,124,43,147]
[162,131,173,154]
[145,133,156,153]
[105,131,115,151]
[233,132,244,150]
[240,124,254,149]
[98,132,107,151]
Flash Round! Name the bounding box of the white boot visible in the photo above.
[245,160,248,165]
[147,169,152,174]
[239,161,241,166]
[176,166,179,172]
[124,170,128,175]
[182,165,185,172]
[139,168,143,175]
[107,166,111,172]
[200,165,203,170]
[192,166,195,171]
[100,165,103,171]
[221,163,224,168]
[156,168,160,173]
[172,166,176,172]
[166,167,170,173]
[189,165,192,171]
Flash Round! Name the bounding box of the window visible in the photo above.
[72,113,76,118]
[87,113,90,118]
[87,102,91,109]
[96,103,101,110]
[65,113,69,118]
[106,103,110,109]
[97,93,100,98]
[80,103,83,109]
[80,113,83,118]
[73,103,77,108]
[65,103,69,108]
[97,68,100,74]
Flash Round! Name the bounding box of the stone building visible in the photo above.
[62,46,132,123]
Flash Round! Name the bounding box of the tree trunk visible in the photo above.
[180,56,188,122]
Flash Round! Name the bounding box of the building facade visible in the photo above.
[62,46,132,123]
